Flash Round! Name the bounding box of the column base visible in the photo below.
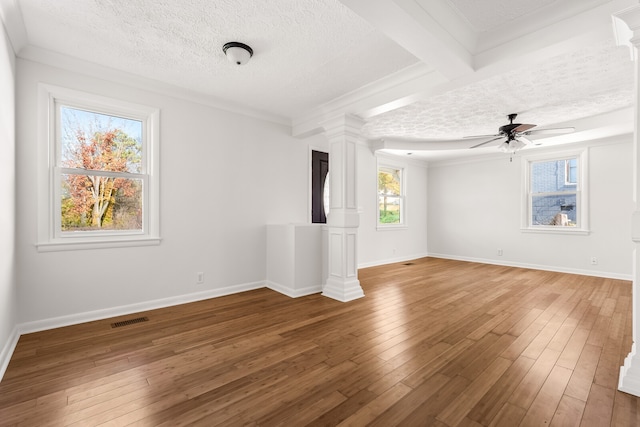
[619,343,640,396]
[322,277,364,302]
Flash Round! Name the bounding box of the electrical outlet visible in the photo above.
[497,249,503,256]
[196,272,205,284]
[590,257,598,265]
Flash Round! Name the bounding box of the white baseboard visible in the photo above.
[18,281,266,335]
[1,278,330,383]
[266,280,323,298]
[0,326,20,382]
[427,253,633,281]
[2,279,322,384]
[358,252,430,269]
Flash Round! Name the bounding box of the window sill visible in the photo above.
[377,224,408,231]
[521,227,590,236]
[36,236,162,252]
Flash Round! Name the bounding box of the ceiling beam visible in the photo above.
[292,63,448,138]
[339,0,474,79]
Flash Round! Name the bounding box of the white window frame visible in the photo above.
[376,157,407,230]
[564,158,578,186]
[521,148,588,235]
[37,84,161,251]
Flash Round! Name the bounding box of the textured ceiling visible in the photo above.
[8,0,637,161]
[17,0,419,118]
[445,0,558,32]
[362,37,633,140]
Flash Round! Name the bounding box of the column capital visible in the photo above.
[321,114,366,141]
[613,5,640,59]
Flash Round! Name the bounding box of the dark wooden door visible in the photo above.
[311,150,329,223]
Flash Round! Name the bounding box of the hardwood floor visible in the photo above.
[0,257,638,426]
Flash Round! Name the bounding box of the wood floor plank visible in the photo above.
[500,315,549,361]
[550,394,585,427]
[556,328,591,370]
[564,343,601,402]
[508,347,562,411]
[519,365,573,425]
[366,373,451,427]
[467,355,536,425]
[488,402,527,427]
[581,383,616,426]
[399,374,471,424]
[0,258,636,426]
[401,338,476,389]
[336,382,412,427]
[436,357,512,426]
[610,389,640,427]
[458,334,516,381]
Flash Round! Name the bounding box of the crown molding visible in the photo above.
[18,45,291,127]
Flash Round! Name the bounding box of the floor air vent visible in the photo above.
[111,316,149,328]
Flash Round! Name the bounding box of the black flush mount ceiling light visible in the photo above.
[223,42,253,66]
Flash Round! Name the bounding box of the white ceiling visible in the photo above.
[2,0,638,161]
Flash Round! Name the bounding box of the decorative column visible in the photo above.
[614,5,640,396]
[321,115,365,302]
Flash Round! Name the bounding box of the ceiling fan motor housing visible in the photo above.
[499,123,521,135]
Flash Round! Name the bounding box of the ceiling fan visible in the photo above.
[467,113,575,153]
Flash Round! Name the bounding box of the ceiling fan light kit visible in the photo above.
[497,137,527,155]
[223,41,253,65]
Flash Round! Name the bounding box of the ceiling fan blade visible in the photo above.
[523,127,575,136]
[470,136,503,149]
[519,136,534,145]
[513,123,536,132]
[463,133,501,139]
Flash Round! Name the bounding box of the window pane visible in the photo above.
[61,173,143,232]
[379,195,400,224]
[378,166,402,225]
[531,158,577,193]
[531,193,577,226]
[378,168,401,196]
[60,106,143,173]
[566,158,578,184]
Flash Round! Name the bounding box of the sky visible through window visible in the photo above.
[60,106,143,173]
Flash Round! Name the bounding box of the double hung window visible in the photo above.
[377,161,405,228]
[38,85,160,251]
[523,150,587,233]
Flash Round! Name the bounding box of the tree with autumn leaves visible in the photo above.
[378,168,401,224]
[61,124,142,231]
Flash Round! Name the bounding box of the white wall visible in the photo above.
[0,19,17,375]
[358,148,429,267]
[427,137,634,279]
[16,59,310,327]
